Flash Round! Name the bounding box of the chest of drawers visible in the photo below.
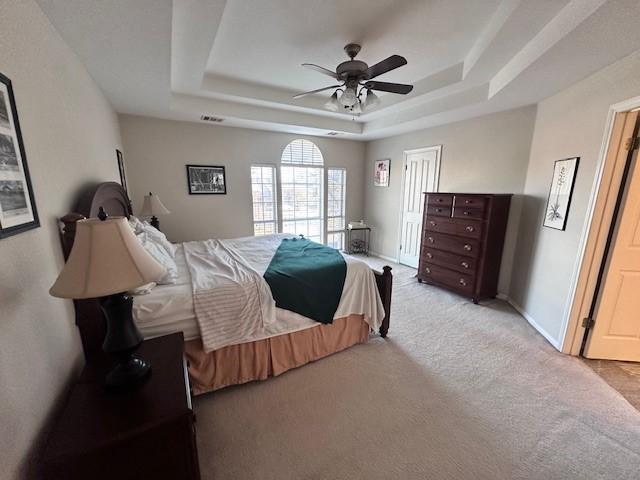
[417,193,511,303]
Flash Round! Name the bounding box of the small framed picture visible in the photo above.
[543,157,579,231]
[0,72,39,239]
[186,164,227,194]
[374,158,390,187]
[116,149,128,194]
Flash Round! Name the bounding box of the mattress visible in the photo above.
[132,234,384,346]
[132,242,321,341]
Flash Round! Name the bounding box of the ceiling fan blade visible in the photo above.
[365,55,407,80]
[364,81,413,95]
[302,63,339,79]
[293,84,342,99]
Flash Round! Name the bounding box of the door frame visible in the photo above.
[561,96,640,355]
[396,145,442,264]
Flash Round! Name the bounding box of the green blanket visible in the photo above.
[263,237,346,324]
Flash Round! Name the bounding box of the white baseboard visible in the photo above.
[369,251,399,264]
[503,296,562,351]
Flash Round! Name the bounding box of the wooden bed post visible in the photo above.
[375,266,393,337]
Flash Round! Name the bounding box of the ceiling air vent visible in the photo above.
[200,115,224,123]
[326,131,340,136]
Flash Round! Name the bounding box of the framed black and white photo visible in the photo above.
[186,164,227,194]
[0,73,39,239]
[543,157,579,231]
[374,158,390,187]
[116,149,128,195]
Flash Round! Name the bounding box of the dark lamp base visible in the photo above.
[106,356,152,390]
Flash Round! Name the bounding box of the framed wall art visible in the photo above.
[116,149,128,195]
[374,158,390,187]
[186,164,227,194]
[543,157,579,231]
[0,72,39,239]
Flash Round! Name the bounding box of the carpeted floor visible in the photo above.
[194,259,640,479]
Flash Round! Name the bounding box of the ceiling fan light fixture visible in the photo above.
[364,89,380,108]
[351,102,362,114]
[324,91,341,112]
[339,87,357,107]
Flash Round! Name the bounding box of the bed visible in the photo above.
[58,182,392,394]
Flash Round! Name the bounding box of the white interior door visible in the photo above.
[585,143,640,361]
[399,147,440,267]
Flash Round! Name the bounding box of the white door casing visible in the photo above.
[585,139,640,361]
[399,146,441,267]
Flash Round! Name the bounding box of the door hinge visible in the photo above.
[624,136,640,151]
[582,317,595,329]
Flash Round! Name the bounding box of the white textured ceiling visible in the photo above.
[36,0,640,140]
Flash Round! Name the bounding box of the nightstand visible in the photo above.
[42,332,200,480]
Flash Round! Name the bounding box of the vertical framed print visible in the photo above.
[116,149,128,195]
[0,73,39,239]
[374,158,390,187]
[543,157,579,231]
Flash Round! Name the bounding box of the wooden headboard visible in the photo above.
[59,182,132,360]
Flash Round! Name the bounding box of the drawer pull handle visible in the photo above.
[425,267,431,274]
[436,208,442,213]
[426,252,433,259]
[437,198,443,202]
[463,211,470,216]
[465,226,474,232]
[429,221,436,227]
[428,236,434,243]
[465,200,471,204]
[461,261,469,269]
[464,244,472,251]
[459,279,467,286]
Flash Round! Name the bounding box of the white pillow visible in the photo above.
[129,215,177,257]
[137,232,177,285]
[141,221,177,257]
[128,215,146,234]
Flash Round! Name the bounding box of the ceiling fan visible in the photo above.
[294,43,413,114]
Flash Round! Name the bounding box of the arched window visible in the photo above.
[280,140,324,243]
[281,139,324,165]
[250,139,346,249]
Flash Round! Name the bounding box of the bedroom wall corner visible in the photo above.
[0,1,122,478]
[508,50,640,351]
[363,106,537,296]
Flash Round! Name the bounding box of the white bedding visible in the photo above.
[132,234,385,350]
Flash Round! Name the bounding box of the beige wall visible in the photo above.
[119,115,367,243]
[509,50,640,348]
[0,1,122,478]
[364,106,537,294]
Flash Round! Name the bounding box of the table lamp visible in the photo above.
[50,208,166,389]
[139,192,170,230]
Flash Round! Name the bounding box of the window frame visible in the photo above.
[280,162,325,244]
[326,167,347,250]
[250,163,278,236]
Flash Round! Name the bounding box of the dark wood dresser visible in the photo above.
[42,333,200,480]
[417,193,512,303]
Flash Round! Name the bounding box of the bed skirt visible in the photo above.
[184,314,369,395]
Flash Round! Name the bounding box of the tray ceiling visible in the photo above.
[36,0,640,140]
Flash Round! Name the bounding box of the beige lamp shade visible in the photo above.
[50,217,166,299]
[139,192,170,216]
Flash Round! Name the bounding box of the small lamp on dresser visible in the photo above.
[139,191,170,230]
[50,207,165,389]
